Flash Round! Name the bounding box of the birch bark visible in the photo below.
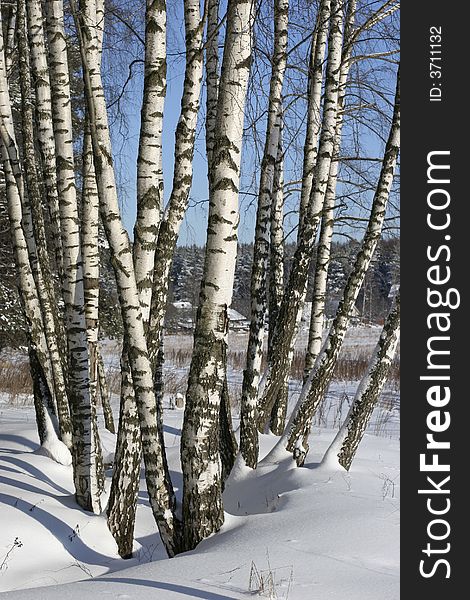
[181,0,255,550]
[205,0,219,174]
[257,0,344,433]
[147,0,205,368]
[322,292,400,471]
[26,0,64,280]
[297,0,331,232]
[45,0,102,513]
[17,0,72,450]
[278,72,400,464]
[239,0,289,468]
[73,0,180,555]
[134,0,167,317]
[303,0,357,380]
[0,18,68,464]
[108,0,204,558]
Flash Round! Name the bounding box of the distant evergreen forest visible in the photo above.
[0,238,399,349]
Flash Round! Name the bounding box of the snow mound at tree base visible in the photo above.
[0,404,399,599]
[35,438,72,466]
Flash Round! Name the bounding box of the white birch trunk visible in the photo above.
[322,292,400,471]
[73,0,180,556]
[26,0,64,280]
[147,0,205,366]
[181,0,255,550]
[277,72,400,464]
[45,0,102,514]
[239,0,289,469]
[257,0,344,432]
[79,0,106,498]
[134,0,166,318]
[108,0,204,558]
[16,0,73,450]
[205,0,219,173]
[268,133,285,355]
[4,3,16,75]
[297,0,331,232]
[0,19,69,465]
[0,144,70,464]
[266,133,289,435]
[96,348,115,433]
[304,0,357,379]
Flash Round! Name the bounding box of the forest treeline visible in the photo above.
[0,237,399,346]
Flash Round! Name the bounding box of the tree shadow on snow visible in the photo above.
[163,424,181,437]
[93,577,240,600]
[0,493,113,568]
[0,455,70,495]
[0,434,38,451]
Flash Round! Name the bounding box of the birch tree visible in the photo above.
[303,0,357,380]
[297,0,332,232]
[73,0,180,556]
[274,70,400,466]
[17,0,73,450]
[134,0,167,316]
[147,0,205,370]
[181,0,255,550]
[205,0,219,175]
[26,0,63,281]
[0,9,69,465]
[322,292,400,471]
[45,0,103,513]
[267,133,289,436]
[108,0,205,558]
[239,0,289,468]
[256,0,343,437]
[106,0,167,558]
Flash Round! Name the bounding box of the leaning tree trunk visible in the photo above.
[145,0,206,487]
[0,144,69,465]
[17,0,73,452]
[268,0,346,435]
[108,0,205,558]
[181,0,255,551]
[26,0,64,281]
[322,292,400,471]
[239,0,289,469]
[45,0,103,514]
[73,0,180,556]
[267,131,290,435]
[297,0,332,233]
[146,0,205,371]
[277,71,400,466]
[107,0,167,558]
[0,20,68,463]
[256,0,343,434]
[303,0,357,381]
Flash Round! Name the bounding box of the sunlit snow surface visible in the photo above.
[0,329,399,599]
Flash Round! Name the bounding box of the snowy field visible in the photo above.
[0,327,399,599]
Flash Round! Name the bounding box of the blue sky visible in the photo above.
[106,1,399,248]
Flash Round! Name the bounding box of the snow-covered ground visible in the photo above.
[0,328,399,599]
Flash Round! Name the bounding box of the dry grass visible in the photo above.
[0,340,399,413]
[165,346,400,388]
[0,356,33,405]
